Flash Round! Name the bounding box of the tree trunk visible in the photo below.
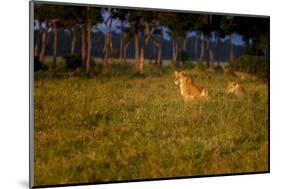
[209,47,214,65]
[51,22,58,76]
[207,15,213,66]
[216,32,221,64]
[70,26,76,55]
[244,38,250,54]
[154,47,157,65]
[210,36,214,65]
[183,35,189,54]
[39,27,48,64]
[157,45,162,68]
[206,34,210,68]
[199,35,205,62]
[119,21,124,63]
[194,34,199,60]
[134,31,140,70]
[81,25,86,69]
[152,44,157,65]
[103,36,109,70]
[229,33,234,63]
[86,20,92,74]
[139,40,144,74]
[35,22,42,57]
[172,38,178,65]
[123,41,129,63]
[152,40,162,68]
[157,43,162,68]
[103,17,113,71]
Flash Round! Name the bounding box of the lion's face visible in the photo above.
[227,81,245,95]
[227,81,237,91]
[174,71,184,85]
[174,71,191,85]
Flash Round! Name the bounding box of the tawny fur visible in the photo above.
[234,71,257,81]
[174,71,208,102]
[222,64,257,81]
[226,81,246,95]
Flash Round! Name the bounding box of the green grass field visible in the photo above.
[34,63,268,185]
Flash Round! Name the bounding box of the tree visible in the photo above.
[234,16,269,56]
[127,11,143,73]
[140,11,160,72]
[163,12,196,65]
[34,4,63,75]
[212,15,225,64]
[151,27,163,68]
[114,9,130,63]
[102,8,115,71]
[61,6,81,55]
[34,4,51,64]
[194,14,215,67]
[162,12,183,65]
[79,6,102,74]
[222,16,237,64]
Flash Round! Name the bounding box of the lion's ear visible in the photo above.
[181,71,186,75]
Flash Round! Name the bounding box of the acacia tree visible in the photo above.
[222,16,237,64]
[114,9,130,63]
[193,32,200,60]
[162,12,180,65]
[212,15,225,64]
[194,14,215,67]
[125,10,160,73]
[234,16,268,56]
[140,12,161,72]
[79,6,102,74]
[163,12,194,65]
[88,7,102,74]
[34,4,52,64]
[61,6,80,55]
[121,27,133,63]
[127,11,143,73]
[35,4,63,75]
[102,8,115,71]
[50,18,61,76]
[151,27,163,68]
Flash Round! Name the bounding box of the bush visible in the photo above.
[194,60,207,71]
[231,55,268,80]
[63,55,82,70]
[183,59,194,69]
[182,52,194,69]
[212,64,224,74]
[34,56,48,72]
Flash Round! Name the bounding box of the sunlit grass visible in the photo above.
[34,64,268,185]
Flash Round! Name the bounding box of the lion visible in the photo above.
[234,71,257,81]
[222,65,257,81]
[226,81,246,95]
[174,71,208,102]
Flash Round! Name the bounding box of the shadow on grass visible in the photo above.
[34,63,177,80]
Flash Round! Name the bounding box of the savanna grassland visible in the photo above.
[34,63,268,185]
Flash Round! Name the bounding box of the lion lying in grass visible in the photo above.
[234,71,257,81]
[226,81,246,95]
[174,71,208,102]
[221,64,257,81]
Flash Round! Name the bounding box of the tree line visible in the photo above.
[34,3,269,75]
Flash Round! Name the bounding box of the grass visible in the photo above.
[34,63,268,186]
